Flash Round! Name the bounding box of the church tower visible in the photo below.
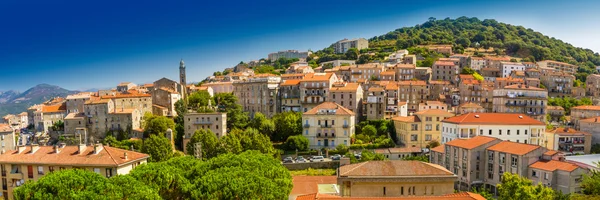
[179,59,187,99]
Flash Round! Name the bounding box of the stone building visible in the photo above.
[279,79,302,112]
[182,112,227,154]
[329,82,363,119]
[233,74,281,118]
[492,84,548,122]
[299,73,339,112]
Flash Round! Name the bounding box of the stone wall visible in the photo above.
[283,161,340,170]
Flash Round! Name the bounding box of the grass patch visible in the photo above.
[290,168,336,176]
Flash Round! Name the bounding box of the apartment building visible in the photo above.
[449,54,469,68]
[299,73,339,112]
[546,106,565,123]
[545,128,591,155]
[494,77,524,89]
[38,102,67,133]
[570,105,600,129]
[182,112,227,154]
[116,82,137,92]
[457,102,486,114]
[0,124,16,151]
[492,84,548,122]
[393,109,453,148]
[267,50,311,61]
[586,74,600,97]
[379,70,395,81]
[485,56,511,70]
[398,80,429,113]
[66,92,93,114]
[525,68,541,79]
[579,117,600,144]
[500,62,525,78]
[302,102,355,149]
[470,57,486,71]
[525,78,541,88]
[333,38,368,54]
[485,141,547,194]
[541,72,575,97]
[418,101,448,112]
[338,161,456,197]
[233,74,281,118]
[350,63,384,82]
[329,83,363,117]
[202,81,234,95]
[364,87,385,120]
[537,60,578,74]
[384,82,400,119]
[64,112,86,136]
[432,61,459,84]
[151,87,181,117]
[279,79,302,112]
[428,80,453,101]
[84,99,112,140]
[458,79,493,107]
[528,159,587,194]
[0,144,148,199]
[414,67,432,81]
[441,113,546,145]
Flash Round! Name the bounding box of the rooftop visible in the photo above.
[301,73,335,82]
[338,161,454,177]
[0,145,148,167]
[442,113,544,125]
[434,61,456,66]
[398,80,427,86]
[431,144,445,153]
[304,102,355,116]
[572,105,600,111]
[529,160,579,172]
[41,103,67,113]
[503,84,545,91]
[487,141,541,156]
[291,176,337,197]
[0,124,12,132]
[414,109,452,116]
[547,128,590,136]
[445,136,499,150]
[301,192,486,200]
[330,83,361,92]
[280,79,302,86]
[391,116,420,123]
[580,117,600,123]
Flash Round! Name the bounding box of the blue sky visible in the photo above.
[0,0,599,91]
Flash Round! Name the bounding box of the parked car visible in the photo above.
[296,156,307,163]
[354,153,361,159]
[311,156,325,162]
[283,157,295,163]
[330,154,341,160]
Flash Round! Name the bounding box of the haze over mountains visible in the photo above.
[0,84,77,117]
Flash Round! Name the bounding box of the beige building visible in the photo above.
[579,117,600,145]
[398,80,429,113]
[418,101,448,112]
[151,87,181,117]
[393,109,453,148]
[84,99,112,140]
[586,74,600,97]
[329,83,363,119]
[432,61,459,84]
[364,87,385,120]
[537,60,578,75]
[0,144,148,199]
[390,64,417,81]
[492,84,548,122]
[66,92,93,114]
[64,113,86,136]
[571,106,600,129]
[280,79,302,112]
[349,63,384,82]
[202,81,234,94]
[541,72,575,97]
[545,128,591,155]
[338,161,457,197]
[299,73,339,112]
[528,159,587,194]
[334,38,368,54]
[0,124,16,151]
[233,74,281,118]
[182,112,227,154]
[470,57,486,71]
[302,102,355,149]
[428,80,453,101]
[39,102,67,133]
[546,106,565,123]
[450,54,469,68]
[457,102,486,115]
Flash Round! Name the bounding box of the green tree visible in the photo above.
[174,99,187,150]
[128,157,197,199]
[51,120,64,131]
[249,112,275,138]
[214,93,248,130]
[143,113,176,137]
[284,135,309,151]
[345,48,359,60]
[461,67,476,75]
[361,125,377,137]
[427,140,440,149]
[187,91,213,109]
[402,155,429,162]
[471,187,494,200]
[359,150,386,162]
[142,135,173,162]
[498,173,555,200]
[238,128,276,156]
[581,162,600,196]
[186,129,220,159]
[272,112,302,141]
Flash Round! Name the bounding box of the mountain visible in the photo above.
[0,84,77,117]
[312,17,600,81]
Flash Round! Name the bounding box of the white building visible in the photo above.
[441,113,546,145]
[334,38,368,54]
[470,57,486,71]
[501,62,525,78]
[268,50,311,61]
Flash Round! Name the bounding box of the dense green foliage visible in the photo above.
[249,112,276,138]
[271,111,302,141]
[187,91,213,110]
[283,135,309,151]
[548,97,593,114]
[14,169,160,200]
[497,173,555,200]
[142,135,174,162]
[174,99,186,150]
[102,135,143,151]
[402,155,429,162]
[289,168,336,176]
[143,113,176,138]
[351,120,395,149]
[186,128,276,160]
[214,93,249,130]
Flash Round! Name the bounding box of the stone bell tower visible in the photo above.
[179,59,187,99]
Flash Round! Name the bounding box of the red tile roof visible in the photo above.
[415,109,452,116]
[442,113,544,125]
[487,141,541,156]
[0,146,148,167]
[445,136,500,150]
[392,116,420,123]
[311,192,486,200]
[580,117,600,123]
[434,61,456,66]
[547,128,591,136]
[530,160,579,172]
[41,103,67,113]
[543,150,559,156]
[572,105,600,111]
[304,102,355,116]
[302,73,335,82]
[398,80,427,86]
[503,84,545,91]
[291,176,337,196]
[280,79,301,86]
[431,144,445,153]
[0,124,12,132]
[338,161,453,177]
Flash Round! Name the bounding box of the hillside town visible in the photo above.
[2,35,600,199]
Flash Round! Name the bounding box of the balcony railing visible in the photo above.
[320,124,332,128]
[317,133,336,138]
[343,124,350,128]
[194,121,213,125]
[303,124,310,128]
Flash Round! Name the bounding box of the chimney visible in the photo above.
[17,145,26,154]
[29,144,40,154]
[53,145,60,154]
[94,142,103,154]
[78,144,87,155]
[124,152,128,160]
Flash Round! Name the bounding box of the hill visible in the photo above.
[312,17,599,81]
[0,84,77,116]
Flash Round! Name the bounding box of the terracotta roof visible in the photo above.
[388,147,422,153]
[392,116,420,123]
[110,109,136,114]
[487,141,541,156]
[0,146,148,167]
[330,83,361,92]
[304,102,355,116]
[385,83,399,90]
[471,57,485,60]
[580,117,600,123]
[312,192,486,200]
[543,150,559,156]
[394,64,416,69]
[0,124,12,132]
[547,128,591,136]
[398,80,427,86]
[429,80,451,85]
[572,105,600,111]
[302,73,335,82]
[374,149,390,154]
[434,61,456,66]
[530,160,579,172]
[525,68,539,72]
[431,145,445,153]
[18,112,27,117]
[291,176,337,196]
[459,74,475,80]
[415,109,452,116]
[280,79,301,86]
[65,112,85,120]
[446,136,499,150]
[481,67,499,71]
[85,99,111,105]
[443,113,545,125]
[368,87,384,92]
[41,103,66,113]
[380,70,396,75]
[100,91,151,99]
[338,161,454,177]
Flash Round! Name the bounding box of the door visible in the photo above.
[324,139,329,147]
[27,166,33,179]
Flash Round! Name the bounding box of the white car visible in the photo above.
[311,156,325,162]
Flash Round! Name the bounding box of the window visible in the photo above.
[499,130,502,135]
[305,130,308,135]
[525,130,528,135]
[425,124,432,131]
[94,168,101,174]
[37,166,43,175]
[500,153,506,164]
[49,166,54,173]
[507,130,510,135]
[480,129,483,135]
[27,165,33,178]
[411,124,418,131]
[410,135,418,141]
[425,134,432,141]
[532,170,538,177]
[517,130,520,135]
[544,172,549,180]
[489,130,492,135]
[401,186,404,195]
[106,168,113,178]
[511,156,518,167]
[383,187,386,195]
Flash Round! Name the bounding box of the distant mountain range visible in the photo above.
[0,84,78,117]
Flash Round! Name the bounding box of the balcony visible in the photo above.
[317,133,336,138]
[505,102,526,106]
[7,172,23,180]
[193,121,213,125]
[303,124,310,128]
[343,124,350,128]
[320,124,332,128]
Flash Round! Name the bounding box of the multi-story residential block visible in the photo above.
[182,112,227,154]
[492,84,548,122]
[428,80,453,101]
[528,159,587,194]
[66,92,93,114]
[458,79,494,110]
[39,102,67,134]
[279,79,302,112]
[364,87,385,120]
[541,72,575,97]
[485,141,547,193]
[525,78,541,88]
[457,102,486,114]
[494,77,523,89]
[0,144,148,199]
[484,56,511,70]
[299,73,339,112]
[302,102,355,149]
[537,60,578,74]
[393,109,453,148]
[286,62,315,74]
[398,80,429,113]
[432,61,459,84]
[522,62,536,69]
[500,62,525,78]
[329,83,363,118]
[350,63,384,82]
[418,101,448,112]
[64,112,86,135]
[480,67,501,81]
[233,74,281,118]
[441,113,546,145]
[545,128,591,155]
[570,106,600,129]
[202,81,234,94]
[546,106,565,123]
[414,67,432,81]
[525,68,541,78]
[470,57,486,70]
[84,99,112,140]
[151,86,181,117]
[579,117,600,144]
[438,58,461,68]
[383,83,400,119]
[267,50,311,61]
[449,54,469,68]
[510,70,526,79]
[0,124,16,151]
[379,70,395,81]
[338,161,457,197]
[430,136,501,191]
[333,38,368,54]
[387,49,409,63]
[586,74,600,97]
